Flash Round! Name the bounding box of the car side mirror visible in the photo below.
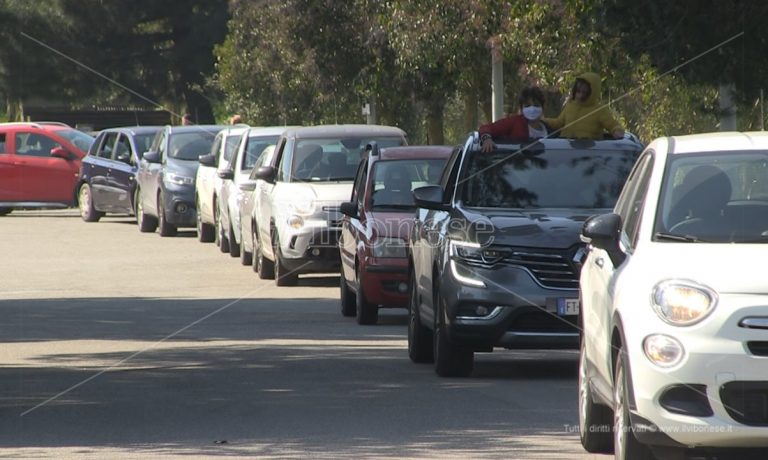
[218,169,234,180]
[199,153,216,167]
[413,185,449,211]
[339,201,358,219]
[581,213,625,267]
[50,146,70,159]
[143,151,161,164]
[255,165,276,183]
[239,179,258,192]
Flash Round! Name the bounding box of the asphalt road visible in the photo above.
[0,209,604,459]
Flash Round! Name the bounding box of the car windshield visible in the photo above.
[134,133,156,159]
[654,151,768,243]
[243,135,279,170]
[461,147,639,209]
[169,131,218,160]
[291,136,405,182]
[57,128,95,152]
[370,158,447,209]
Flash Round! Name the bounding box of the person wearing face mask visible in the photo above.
[479,86,550,153]
[543,72,624,139]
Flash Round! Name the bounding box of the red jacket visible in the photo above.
[479,114,528,141]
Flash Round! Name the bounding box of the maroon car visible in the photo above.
[339,144,454,325]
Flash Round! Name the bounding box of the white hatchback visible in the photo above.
[579,132,768,459]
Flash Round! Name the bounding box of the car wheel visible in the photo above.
[216,205,229,253]
[579,338,613,453]
[196,198,215,243]
[433,280,473,377]
[340,272,357,317]
[78,183,103,222]
[228,223,241,258]
[614,349,655,460]
[136,190,157,233]
[253,227,275,279]
[408,269,433,363]
[0,207,12,216]
[355,266,378,325]
[158,194,177,237]
[273,235,298,286]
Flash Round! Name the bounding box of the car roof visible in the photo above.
[491,136,643,152]
[375,145,454,161]
[167,124,230,134]
[283,124,406,139]
[96,126,163,136]
[0,122,74,132]
[245,126,296,137]
[666,131,768,154]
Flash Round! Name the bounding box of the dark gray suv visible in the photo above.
[407,132,643,377]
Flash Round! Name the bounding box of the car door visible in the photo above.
[105,133,137,214]
[89,132,118,210]
[139,129,165,216]
[0,131,20,201]
[257,137,287,259]
[12,130,80,203]
[584,151,654,383]
[340,158,368,283]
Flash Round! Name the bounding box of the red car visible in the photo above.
[0,122,94,215]
[339,144,454,325]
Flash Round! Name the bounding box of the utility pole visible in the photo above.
[489,36,503,122]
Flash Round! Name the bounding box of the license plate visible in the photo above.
[557,298,579,316]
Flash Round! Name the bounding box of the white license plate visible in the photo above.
[557,298,579,316]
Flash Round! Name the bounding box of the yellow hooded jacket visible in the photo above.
[543,72,622,139]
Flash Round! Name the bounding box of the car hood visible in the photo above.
[276,182,353,203]
[166,158,199,177]
[631,244,768,294]
[451,207,599,249]
[368,211,415,241]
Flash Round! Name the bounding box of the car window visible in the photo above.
[248,145,276,180]
[223,133,243,164]
[56,128,95,153]
[115,134,132,160]
[168,132,218,161]
[276,138,293,182]
[153,130,167,158]
[441,146,464,204]
[460,147,640,209]
[370,158,448,208]
[0,133,6,154]
[210,133,223,163]
[615,152,654,248]
[350,159,368,203]
[290,136,404,183]
[356,160,369,208]
[242,135,279,171]
[98,132,119,159]
[133,133,155,159]
[15,132,61,157]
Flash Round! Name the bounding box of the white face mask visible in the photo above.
[522,106,543,121]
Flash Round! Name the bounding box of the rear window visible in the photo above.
[290,136,405,182]
[460,147,639,209]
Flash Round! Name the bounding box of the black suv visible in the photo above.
[407,132,643,377]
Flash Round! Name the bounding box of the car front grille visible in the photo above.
[720,381,768,426]
[747,341,768,357]
[502,246,582,289]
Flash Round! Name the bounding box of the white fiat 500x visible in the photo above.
[579,132,768,460]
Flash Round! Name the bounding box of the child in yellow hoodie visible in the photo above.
[544,72,624,139]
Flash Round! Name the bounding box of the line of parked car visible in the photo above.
[3,120,767,459]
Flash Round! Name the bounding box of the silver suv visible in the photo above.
[252,125,407,286]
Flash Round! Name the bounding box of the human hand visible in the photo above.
[481,139,496,153]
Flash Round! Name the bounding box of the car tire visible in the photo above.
[216,205,229,253]
[228,223,241,258]
[274,235,298,286]
[196,198,215,243]
[433,281,473,377]
[355,267,378,325]
[78,183,103,222]
[253,228,275,279]
[158,194,177,237]
[0,208,12,216]
[340,272,356,317]
[408,269,433,363]
[136,190,157,233]
[579,338,613,453]
[614,349,655,460]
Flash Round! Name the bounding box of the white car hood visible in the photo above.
[276,182,353,203]
[630,243,768,294]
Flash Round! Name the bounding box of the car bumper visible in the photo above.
[441,261,580,350]
[361,257,409,307]
[624,301,768,448]
[161,184,196,227]
[277,224,341,274]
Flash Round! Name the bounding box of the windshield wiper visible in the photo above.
[654,232,701,242]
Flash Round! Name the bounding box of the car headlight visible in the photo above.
[164,172,195,186]
[652,280,717,326]
[372,237,407,258]
[449,240,483,262]
[287,215,304,229]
